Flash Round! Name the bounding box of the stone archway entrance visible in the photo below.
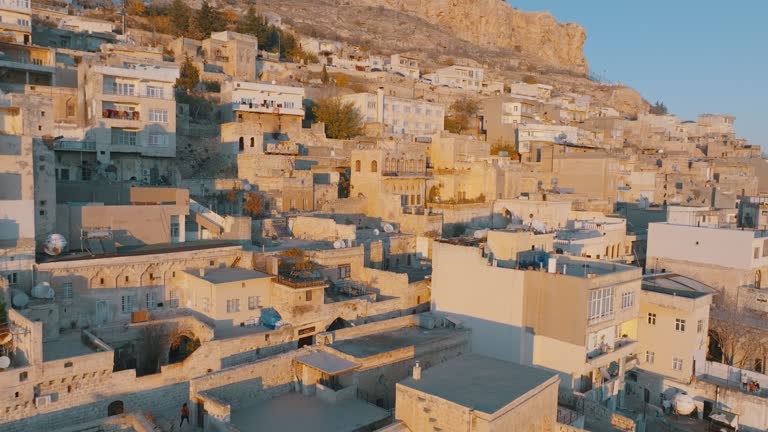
[107,400,124,416]
[169,334,200,364]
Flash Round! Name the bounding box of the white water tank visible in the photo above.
[672,392,696,415]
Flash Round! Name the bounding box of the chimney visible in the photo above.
[199,268,205,277]
[548,257,557,274]
[376,87,385,124]
[412,361,422,380]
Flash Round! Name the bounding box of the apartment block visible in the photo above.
[481,96,538,146]
[76,59,179,183]
[0,0,31,45]
[220,80,304,133]
[343,88,444,136]
[389,53,419,79]
[425,65,484,90]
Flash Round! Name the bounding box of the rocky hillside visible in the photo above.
[356,0,588,74]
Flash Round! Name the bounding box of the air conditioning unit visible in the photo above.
[35,395,52,407]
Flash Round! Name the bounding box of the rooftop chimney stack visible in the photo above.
[548,257,557,274]
[412,361,422,380]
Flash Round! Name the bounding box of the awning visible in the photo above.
[296,351,360,376]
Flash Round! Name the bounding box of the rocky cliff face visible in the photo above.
[359,0,588,73]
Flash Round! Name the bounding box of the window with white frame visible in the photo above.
[226,298,240,313]
[121,295,136,313]
[146,85,164,99]
[645,351,655,364]
[621,291,635,309]
[149,109,168,123]
[62,281,73,299]
[647,312,656,325]
[248,296,262,310]
[284,101,294,109]
[675,318,686,332]
[146,292,157,310]
[588,286,615,323]
[697,319,704,333]
[149,133,168,146]
[672,357,683,371]
[338,264,351,280]
[112,82,135,96]
[169,290,179,308]
[111,128,137,146]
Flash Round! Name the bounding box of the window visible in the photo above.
[367,101,376,110]
[647,313,657,325]
[17,18,30,26]
[170,222,179,237]
[62,282,73,299]
[149,109,168,123]
[4,272,18,286]
[146,292,156,310]
[675,318,686,332]
[371,160,378,172]
[588,286,614,323]
[355,160,361,172]
[305,291,313,301]
[621,291,635,309]
[202,297,210,313]
[226,298,240,313]
[112,128,137,146]
[149,133,168,146]
[121,295,135,313]
[672,357,683,371]
[169,290,179,308]
[697,319,704,333]
[146,85,164,99]
[112,82,135,96]
[338,264,351,279]
[645,351,655,364]
[248,296,262,310]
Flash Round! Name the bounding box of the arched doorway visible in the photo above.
[169,334,200,364]
[326,317,347,332]
[107,400,124,416]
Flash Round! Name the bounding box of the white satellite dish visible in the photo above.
[31,282,55,299]
[531,220,547,233]
[12,291,29,308]
[382,223,394,233]
[373,229,380,236]
[333,240,343,249]
[43,233,67,256]
[0,356,10,369]
[473,228,489,239]
[243,183,252,191]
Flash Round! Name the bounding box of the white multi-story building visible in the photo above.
[0,0,32,45]
[343,88,444,136]
[425,65,484,90]
[389,54,419,79]
[221,80,304,122]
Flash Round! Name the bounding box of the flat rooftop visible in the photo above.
[296,351,360,375]
[230,393,389,432]
[184,267,271,284]
[38,240,239,263]
[642,273,714,299]
[43,331,98,361]
[399,354,558,414]
[331,326,465,359]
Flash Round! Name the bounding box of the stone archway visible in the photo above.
[169,333,200,364]
[107,400,124,416]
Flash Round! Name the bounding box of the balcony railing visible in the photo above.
[586,338,637,364]
[103,109,140,120]
[277,274,327,289]
[54,140,96,151]
[102,88,170,100]
[235,103,304,116]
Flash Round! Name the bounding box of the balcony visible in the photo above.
[276,272,328,289]
[0,0,31,12]
[103,109,140,121]
[586,338,638,370]
[102,88,171,100]
[54,140,96,152]
[234,102,304,117]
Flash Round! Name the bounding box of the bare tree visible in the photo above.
[709,291,766,368]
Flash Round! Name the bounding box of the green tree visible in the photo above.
[243,192,265,217]
[445,96,479,134]
[176,56,200,92]
[649,101,668,115]
[312,97,364,139]
[193,0,226,38]
[168,0,191,36]
[320,65,330,85]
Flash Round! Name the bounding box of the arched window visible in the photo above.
[355,160,361,172]
[250,137,255,147]
[756,270,762,289]
[371,160,378,172]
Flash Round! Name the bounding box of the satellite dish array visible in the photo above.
[333,239,354,249]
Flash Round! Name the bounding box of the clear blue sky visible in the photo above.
[509,1,767,147]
